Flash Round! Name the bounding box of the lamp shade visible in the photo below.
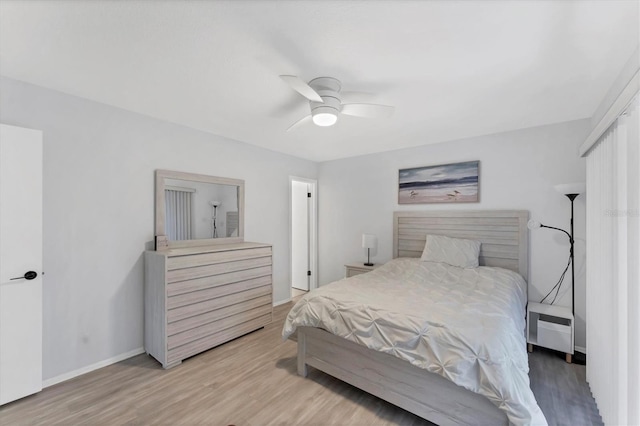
[554,182,586,195]
[362,234,377,249]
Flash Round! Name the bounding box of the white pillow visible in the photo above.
[420,234,481,268]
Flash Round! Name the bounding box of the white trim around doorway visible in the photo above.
[289,176,318,294]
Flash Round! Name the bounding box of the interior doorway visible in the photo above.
[290,176,317,298]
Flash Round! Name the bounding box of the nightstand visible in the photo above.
[527,302,574,363]
[345,263,377,278]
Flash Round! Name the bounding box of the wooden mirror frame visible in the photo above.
[155,169,245,249]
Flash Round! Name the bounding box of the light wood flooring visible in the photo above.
[291,288,308,299]
[0,300,602,425]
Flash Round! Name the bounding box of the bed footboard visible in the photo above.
[296,326,507,426]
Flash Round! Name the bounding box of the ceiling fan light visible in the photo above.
[311,104,338,126]
[312,112,337,127]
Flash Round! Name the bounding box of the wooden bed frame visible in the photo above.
[296,210,529,425]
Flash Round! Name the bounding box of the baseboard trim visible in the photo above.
[43,347,145,388]
[575,345,587,354]
[273,298,291,307]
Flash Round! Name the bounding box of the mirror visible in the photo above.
[155,170,244,249]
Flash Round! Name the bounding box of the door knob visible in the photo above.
[10,271,38,281]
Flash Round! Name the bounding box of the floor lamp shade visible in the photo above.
[554,182,586,197]
[362,234,377,266]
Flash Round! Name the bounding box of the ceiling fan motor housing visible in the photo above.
[309,77,342,125]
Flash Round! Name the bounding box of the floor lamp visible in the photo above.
[528,182,585,315]
[210,200,221,238]
[554,182,586,317]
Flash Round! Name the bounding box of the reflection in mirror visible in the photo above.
[164,179,239,240]
[155,170,244,249]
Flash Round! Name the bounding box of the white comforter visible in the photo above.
[282,258,547,425]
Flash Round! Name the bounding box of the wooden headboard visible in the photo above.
[393,210,529,280]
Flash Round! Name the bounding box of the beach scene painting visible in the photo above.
[398,161,479,204]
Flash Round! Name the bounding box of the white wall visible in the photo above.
[317,120,589,349]
[0,77,317,381]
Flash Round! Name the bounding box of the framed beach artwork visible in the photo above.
[398,161,479,204]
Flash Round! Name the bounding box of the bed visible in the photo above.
[282,210,547,425]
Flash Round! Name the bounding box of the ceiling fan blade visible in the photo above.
[286,115,312,132]
[341,103,395,118]
[280,75,323,103]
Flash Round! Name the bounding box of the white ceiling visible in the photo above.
[1,1,638,162]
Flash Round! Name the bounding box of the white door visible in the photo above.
[0,124,43,405]
[291,181,309,291]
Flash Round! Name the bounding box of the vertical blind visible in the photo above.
[165,189,193,241]
[585,94,639,426]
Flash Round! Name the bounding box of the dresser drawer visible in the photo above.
[167,265,272,297]
[167,294,272,336]
[167,247,272,270]
[167,275,271,310]
[167,256,272,283]
[167,305,272,350]
[167,314,272,364]
[167,285,271,323]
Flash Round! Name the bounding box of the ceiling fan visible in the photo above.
[280,75,394,131]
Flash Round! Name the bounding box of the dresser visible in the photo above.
[145,242,273,368]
